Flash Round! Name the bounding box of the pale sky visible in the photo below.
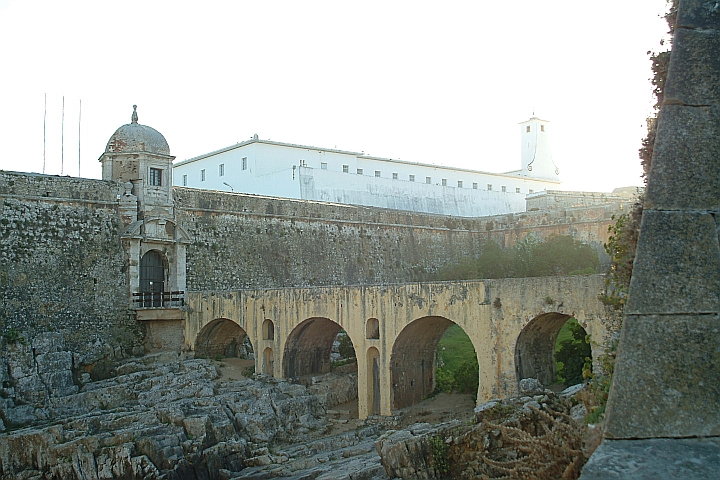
[0,0,671,193]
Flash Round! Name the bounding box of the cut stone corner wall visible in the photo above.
[582,1,720,477]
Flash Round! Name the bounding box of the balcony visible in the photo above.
[133,291,185,309]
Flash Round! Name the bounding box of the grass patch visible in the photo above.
[437,324,475,372]
[435,324,478,401]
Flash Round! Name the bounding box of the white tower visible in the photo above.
[519,117,560,182]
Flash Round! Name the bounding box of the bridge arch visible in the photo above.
[366,318,380,339]
[262,347,275,376]
[283,317,345,378]
[367,346,381,415]
[515,312,589,387]
[263,319,275,340]
[195,318,252,359]
[391,316,478,409]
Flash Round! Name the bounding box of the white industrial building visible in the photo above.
[172,117,561,217]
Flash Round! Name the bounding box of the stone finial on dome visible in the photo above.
[131,105,138,124]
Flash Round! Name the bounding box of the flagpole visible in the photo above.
[78,99,82,177]
[43,93,47,174]
[61,95,65,175]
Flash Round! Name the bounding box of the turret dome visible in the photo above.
[104,105,170,156]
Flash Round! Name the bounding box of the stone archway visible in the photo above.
[367,346,381,415]
[262,347,275,377]
[391,315,472,409]
[139,250,167,306]
[263,319,275,340]
[195,318,251,359]
[283,317,344,378]
[515,312,578,387]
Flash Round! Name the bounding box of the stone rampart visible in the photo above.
[0,172,138,357]
[0,171,627,355]
[174,187,627,290]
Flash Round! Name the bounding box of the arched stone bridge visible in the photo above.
[184,275,616,419]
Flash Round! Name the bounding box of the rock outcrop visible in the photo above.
[0,351,331,480]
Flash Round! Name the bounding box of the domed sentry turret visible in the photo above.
[99,105,176,216]
[105,105,170,156]
[99,105,174,184]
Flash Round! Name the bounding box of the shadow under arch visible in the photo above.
[391,315,472,410]
[195,318,252,359]
[283,317,344,378]
[515,312,583,387]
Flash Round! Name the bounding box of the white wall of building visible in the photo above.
[173,119,561,216]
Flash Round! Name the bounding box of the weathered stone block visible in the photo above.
[625,210,720,315]
[580,438,720,480]
[604,314,720,439]
[644,105,720,211]
[664,28,720,105]
[676,0,720,31]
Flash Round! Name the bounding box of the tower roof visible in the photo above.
[104,105,170,156]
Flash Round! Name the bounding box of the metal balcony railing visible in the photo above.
[132,291,185,308]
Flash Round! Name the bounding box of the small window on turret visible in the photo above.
[526,126,531,133]
[541,125,545,132]
[149,168,162,186]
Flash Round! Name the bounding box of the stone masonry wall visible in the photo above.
[0,172,139,357]
[174,187,627,290]
[0,171,628,349]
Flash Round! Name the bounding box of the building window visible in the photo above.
[516,187,521,193]
[392,172,398,180]
[529,189,534,194]
[182,174,187,186]
[526,126,531,133]
[201,169,206,182]
[343,165,349,173]
[219,163,225,176]
[457,180,463,188]
[541,125,545,132]
[441,178,447,186]
[487,184,492,191]
[473,182,478,190]
[502,186,507,193]
[357,168,363,175]
[409,174,415,182]
[242,157,247,170]
[321,162,328,170]
[426,176,431,184]
[375,170,381,177]
[149,168,162,186]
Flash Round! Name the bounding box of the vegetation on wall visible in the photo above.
[433,235,599,281]
[600,1,676,310]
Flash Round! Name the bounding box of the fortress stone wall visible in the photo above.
[0,173,138,357]
[0,170,628,357]
[175,186,626,291]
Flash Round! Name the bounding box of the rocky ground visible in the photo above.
[0,337,590,480]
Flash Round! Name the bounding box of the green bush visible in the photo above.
[434,367,454,394]
[434,235,599,281]
[555,319,591,385]
[337,331,355,359]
